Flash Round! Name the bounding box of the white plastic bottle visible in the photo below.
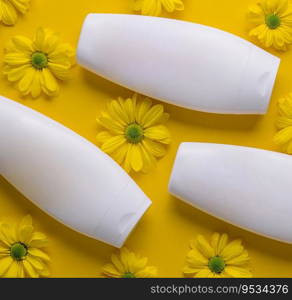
[77,14,280,115]
[169,142,292,244]
[0,96,151,247]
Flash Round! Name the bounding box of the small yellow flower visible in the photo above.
[0,215,50,278]
[3,27,75,98]
[0,0,30,26]
[247,0,292,51]
[274,93,292,153]
[96,94,171,173]
[183,233,252,278]
[133,0,184,16]
[103,247,157,278]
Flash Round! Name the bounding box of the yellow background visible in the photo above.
[0,0,292,277]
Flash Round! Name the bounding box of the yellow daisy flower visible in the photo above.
[103,247,157,278]
[183,233,252,278]
[247,0,292,51]
[3,27,75,98]
[133,0,184,16]
[0,215,50,278]
[96,94,171,173]
[274,93,292,153]
[0,0,30,26]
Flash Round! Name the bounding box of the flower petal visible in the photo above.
[29,232,48,248]
[4,53,30,66]
[97,115,124,134]
[221,239,244,262]
[4,64,30,82]
[18,68,36,94]
[28,248,50,261]
[101,135,126,154]
[27,255,45,270]
[141,104,164,128]
[2,260,19,278]
[129,144,143,172]
[111,254,125,274]
[217,233,229,256]
[142,138,167,158]
[274,126,292,146]
[196,235,215,259]
[0,256,14,276]
[41,68,59,93]
[144,125,171,144]
[195,268,213,278]
[0,0,18,25]
[96,131,113,144]
[108,99,129,125]
[141,0,162,16]
[0,223,15,245]
[186,248,209,267]
[276,116,292,129]
[22,260,39,278]
[11,36,33,53]
[103,263,121,278]
[140,144,157,173]
[33,27,45,50]
[19,225,33,244]
[31,71,42,98]
[48,63,71,81]
[123,144,133,173]
[136,98,152,124]
[224,266,252,278]
[111,143,129,165]
[135,266,157,278]
[123,96,136,124]
[227,250,250,266]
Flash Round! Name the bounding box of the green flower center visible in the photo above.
[125,123,144,144]
[266,14,281,29]
[31,52,48,69]
[10,242,27,261]
[122,272,136,278]
[208,256,225,274]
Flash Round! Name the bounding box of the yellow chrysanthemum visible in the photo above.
[103,247,157,278]
[133,0,184,16]
[3,27,75,98]
[0,0,30,26]
[247,0,292,50]
[0,215,50,278]
[96,94,171,173]
[273,93,292,153]
[183,233,252,278]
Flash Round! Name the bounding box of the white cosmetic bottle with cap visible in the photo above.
[169,142,292,244]
[77,14,280,115]
[0,96,151,247]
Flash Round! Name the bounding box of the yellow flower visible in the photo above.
[0,0,30,26]
[133,0,184,16]
[96,94,171,173]
[3,27,75,98]
[103,247,157,278]
[183,233,252,278]
[247,0,292,51]
[274,93,292,153]
[0,215,50,278]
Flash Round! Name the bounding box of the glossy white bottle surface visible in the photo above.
[77,14,280,115]
[0,96,151,247]
[169,142,292,244]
